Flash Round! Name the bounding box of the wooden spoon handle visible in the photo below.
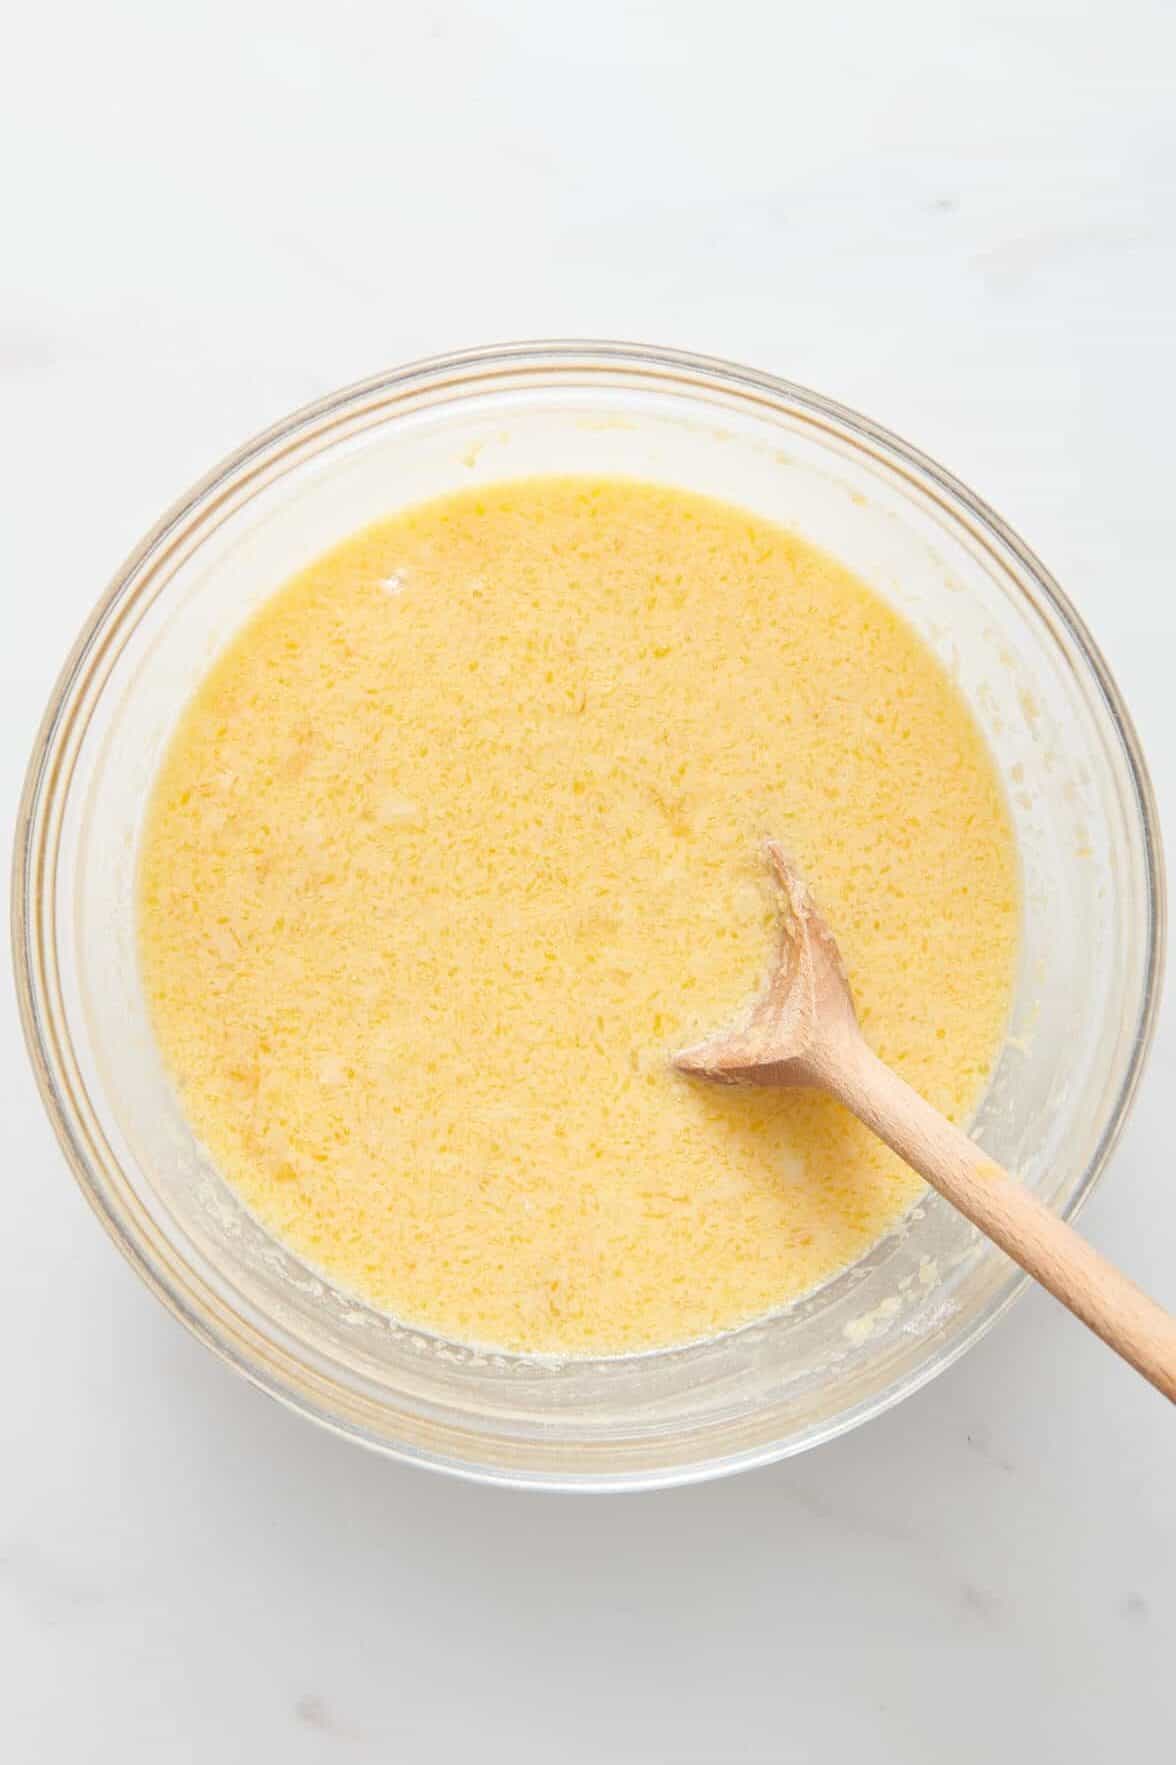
[825,1040,1176,1402]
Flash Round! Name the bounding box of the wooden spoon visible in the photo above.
[675,840,1176,1401]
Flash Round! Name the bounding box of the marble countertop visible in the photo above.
[3,1,1173,1758]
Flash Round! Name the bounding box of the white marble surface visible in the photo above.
[3,1,1174,1758]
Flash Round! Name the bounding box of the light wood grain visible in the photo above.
[678,842,1176,1403]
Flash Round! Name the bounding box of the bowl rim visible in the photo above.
[11,338,1167,1490]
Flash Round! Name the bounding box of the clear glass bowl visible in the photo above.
[12,342,1164,1489]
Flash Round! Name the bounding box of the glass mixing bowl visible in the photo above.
[12,342,1164,1489]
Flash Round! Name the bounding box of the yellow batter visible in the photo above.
[139,478,1018,1355]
